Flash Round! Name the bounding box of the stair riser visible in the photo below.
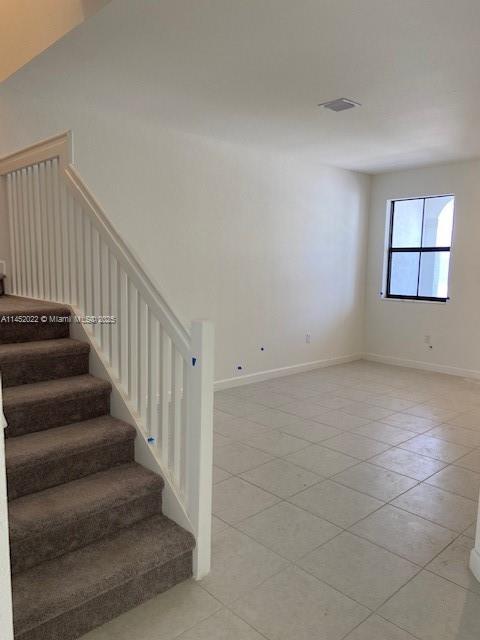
[1,353,90,387]
[0,318,70,344]
[14,551,193,640]
[5,392,110,437]
[7,440,135,501]
[11,491,163,574]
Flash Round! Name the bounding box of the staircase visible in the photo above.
[0,295,195,640]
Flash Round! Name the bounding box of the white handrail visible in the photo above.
[0,376,14,640]
[0,133,214,578]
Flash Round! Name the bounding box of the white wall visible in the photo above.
[365,159,480,377]
[0,91,370,383]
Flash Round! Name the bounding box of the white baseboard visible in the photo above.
[470,548,480,584]
[363,352,480,381]
[214,353,362,390]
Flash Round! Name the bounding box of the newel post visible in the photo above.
[470,493,480,583]
[188,320,214,580]
[0,376,14,640]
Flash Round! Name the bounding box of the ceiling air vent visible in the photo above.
[318,98,360,112]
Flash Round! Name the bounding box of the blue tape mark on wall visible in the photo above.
[192,357,197,367]
[237,365,243,370]
[147,436,156,444]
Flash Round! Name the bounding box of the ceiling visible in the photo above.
[3,0,480,173]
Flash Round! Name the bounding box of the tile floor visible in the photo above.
[82,361,480,640]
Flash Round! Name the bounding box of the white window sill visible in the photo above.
[379,295,449,305]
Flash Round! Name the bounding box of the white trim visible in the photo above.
[470,548,480,583]
[363,352,480,380]
[215,353,362,390]
[0,376,14,640]
[0,131,72,175]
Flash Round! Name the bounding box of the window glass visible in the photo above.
[422,196,454,247]
[418,252,450,298]
[389,252,420,296]
[391,199,423,248]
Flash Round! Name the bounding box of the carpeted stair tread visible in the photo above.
[3,374,111,436]
[0,338,88,362]
[9,463,165,573]
[6,417,136,499]
[0,296,71,343]
[3,374,110,409]
[12,514,195,640]
[0,339,90,386]
[0,295,70,315]
[9,462,163,539]
[6,415,135,473]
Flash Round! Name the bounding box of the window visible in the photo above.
[386,195,454,301]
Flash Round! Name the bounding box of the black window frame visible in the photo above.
[386,195,454,302]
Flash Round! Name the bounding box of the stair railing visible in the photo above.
[0,133,214,578]
[0,375,14,639]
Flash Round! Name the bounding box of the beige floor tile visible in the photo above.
[213,466,231,484]
[214,396,266,417]
[456,449,480,473]
[243,430,309,456]
[214,432,234,448]
[176,609,265,639]
[426,465,480,500]
[316,410,371,430]
[333,462,418,501]
[240,459,320,498]
[290,480,383,528]
[344,615,418,639]
[370,447,446,480]
[201,528,287,605]
[213,477,279,524]
[280,400,334,420]
[215,417,274,441]
[80,580,221,640]
[211,516,230,535]
[322,433,391,460]
[248,408,299,428]
[240,391,293,409]
[391,483,477,532]
[404,403,461,422]
[279,419,341,443]
[380,413,439,433]
[365,395,418,412]
[285,444,359,476]
[237,501,340,560]
[449,411,480,430]
[354,422,415,445]
[378,571,480,640]
[311,395,353,410]
[463,522,476,538]
[342,401,394,421]
[428,425,480,448]
[231,566,369,640]
[350,505,456,565]
[214,442,273,474]
[298,531,418,609]
[398,434,471,463]
[213,409,237,429]
[427,536,480,595]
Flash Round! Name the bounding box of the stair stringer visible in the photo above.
[68,305,194,540]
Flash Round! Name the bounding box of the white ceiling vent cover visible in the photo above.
[318,98,361,112]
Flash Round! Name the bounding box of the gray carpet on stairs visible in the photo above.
[0,295,195,640]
